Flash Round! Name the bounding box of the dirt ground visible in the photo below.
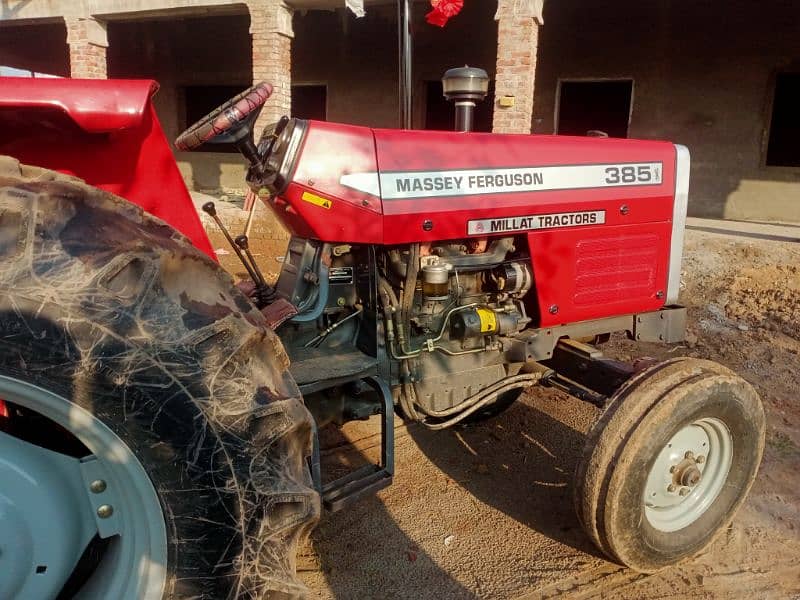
[212,208,800,598]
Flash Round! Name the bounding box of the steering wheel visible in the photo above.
[174,82,273,152]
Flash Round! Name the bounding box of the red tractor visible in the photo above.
[0,79,764,599]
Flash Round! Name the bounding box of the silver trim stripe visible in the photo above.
[340,172,380,197]
[340,162,663,199]
[667,145,690,304]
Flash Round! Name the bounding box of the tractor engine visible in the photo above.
[379,237,535,416]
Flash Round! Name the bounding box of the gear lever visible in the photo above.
[201,201,273,307]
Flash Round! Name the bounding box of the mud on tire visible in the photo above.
[0,157,320,598]
[574,358,765,573]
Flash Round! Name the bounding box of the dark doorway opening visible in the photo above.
[0,22,69,77]
[557,80,633,138]
[292,85,327,121]
[766,73,800,167]
[424,80,495,132]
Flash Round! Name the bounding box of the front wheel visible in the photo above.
[574,358,765,572]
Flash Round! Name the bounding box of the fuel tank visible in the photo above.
[272,121,688,327]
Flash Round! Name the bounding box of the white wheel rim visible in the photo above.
[643,417,733,533]
[0,376,167,599]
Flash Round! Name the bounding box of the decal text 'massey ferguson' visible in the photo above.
[339,162,662,199]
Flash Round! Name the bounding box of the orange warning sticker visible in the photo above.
[301,191,332,210]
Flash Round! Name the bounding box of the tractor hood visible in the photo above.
[265,120,688,327]
[271,120,681,247]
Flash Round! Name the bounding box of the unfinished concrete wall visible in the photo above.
[531,0,800,221]
[108,12,253,192]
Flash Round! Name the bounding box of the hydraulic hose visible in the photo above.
[399,243,420,353]
[417,363,551,430]
[421,375,542,430]
[378,274,422,421]
[398,244,425,420]
[414,372,542,419]
[402,382,422,422]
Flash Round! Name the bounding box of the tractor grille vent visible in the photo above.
[573,234,659,305]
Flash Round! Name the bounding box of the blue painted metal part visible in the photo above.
[0,432,97,599]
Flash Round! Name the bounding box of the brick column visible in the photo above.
[246,1,293,136]
[492,0,543,134]
[65,16,108,79]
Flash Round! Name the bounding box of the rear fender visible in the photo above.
[0,77,214,258]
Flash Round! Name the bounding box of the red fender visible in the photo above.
[0,77,215,259]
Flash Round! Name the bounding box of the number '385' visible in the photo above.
[605,165,654,184]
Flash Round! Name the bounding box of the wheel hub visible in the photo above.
[679,465,703,487]
[674,458,703,487]
[643,417,733,532]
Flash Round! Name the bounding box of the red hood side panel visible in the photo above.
[370,129,678,326]
[372,129,676,243]
[279,121,384,243]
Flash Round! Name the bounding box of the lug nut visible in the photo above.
[89,479,107,494]
[696,455,706,464]
[684,451,694,460]
[97,504,114,519]
[667,484,677,493]
[679,487,691,497]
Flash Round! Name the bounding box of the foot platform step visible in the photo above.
[309,376,395,512]
[322,464,393,512]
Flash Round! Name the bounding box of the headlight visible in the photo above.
[260,118,307,194]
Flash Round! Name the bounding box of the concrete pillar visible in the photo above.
[246,1,294,136]
[492,0,543,134]
[65,16,107,79]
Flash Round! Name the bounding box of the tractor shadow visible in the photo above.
[303,388,606,598]
[407,386,606,560]
[302,423,478,599]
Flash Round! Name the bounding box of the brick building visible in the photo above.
[1,0,799,223]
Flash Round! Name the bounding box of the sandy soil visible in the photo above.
[229,214,800,598]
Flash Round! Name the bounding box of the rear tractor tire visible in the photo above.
[0,157,320,599]
[573,358,765,572]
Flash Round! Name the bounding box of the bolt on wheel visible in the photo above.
[0,376,167,599]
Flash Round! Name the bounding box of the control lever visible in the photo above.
[235,234,269,291]
[201,201,273,307]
